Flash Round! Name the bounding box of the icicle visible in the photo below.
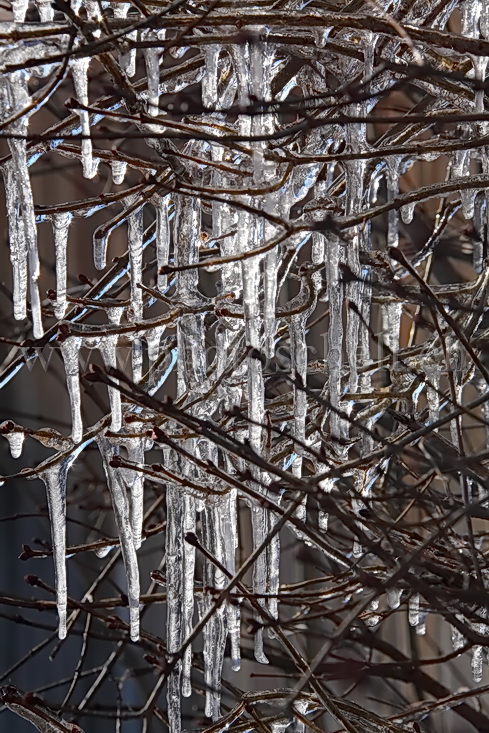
[352,540,363,559]
[112,0,129,18]
[170,191,206,706]
[36,0,53,21]
[99,309,122,432]
[290,314,308,476]
[3,163,27,321]
[5,430,24,458]
[472,605,488,682]
[325,234,344,443]
[156,195,170,293]
[98,435,140,641]
[5,93,42,336]
[400,201,416,224]
[267,518,280,637]
[416,611,427,636]
[408,593,420,627]
[451,614,466,651]
[11,0,28,22]
[124,424,145,550]
[263,247,278,359]
[60,336,83,443]
[72,57,98,179]
[142,30,163,116]
[39,459,75,640]
[166,482,183,733]
[146,326,164,364]
[386,588,402,609]
[452,149,475,219]
[343,111,367,397]
[472,645,484,683]
[51,213,71,320]
[383,157,403,356]
[202,45,220,109]
[222,463,240,670]
[83,0,102,23]
[365,597,381,627]
[111,159,127,185]
[119,30,137,77]
[202,504,228,721]
[318,511,329,532]
[425,360,441,425]
[181,494,196,698]
[241,236,268,663]
[127,203,144,383]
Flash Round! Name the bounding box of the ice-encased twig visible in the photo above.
[0,684,84,733]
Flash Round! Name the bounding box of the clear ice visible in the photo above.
[1,3,488,732]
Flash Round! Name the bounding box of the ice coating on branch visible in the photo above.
[0,684,85,732]
[60,336,83,443]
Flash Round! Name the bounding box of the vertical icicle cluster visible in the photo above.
[5,1,489,729]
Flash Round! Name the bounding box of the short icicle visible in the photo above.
[60,335,83,444]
